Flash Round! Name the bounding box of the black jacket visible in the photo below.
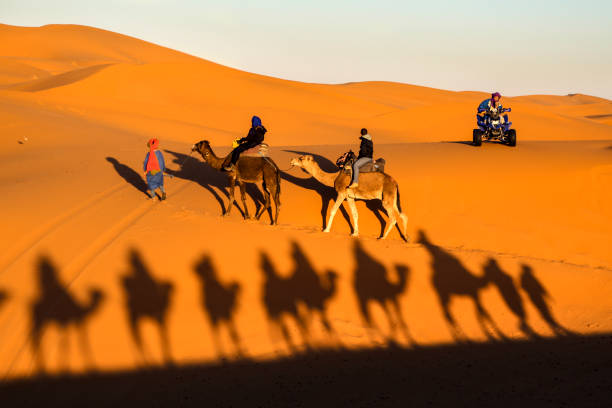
[239,126,267,147]
[358,136,373,159]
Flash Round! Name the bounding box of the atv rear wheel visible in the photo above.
[507,129,517,147]
[473,129,483,146]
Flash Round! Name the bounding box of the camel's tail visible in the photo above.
[395,186,403,214]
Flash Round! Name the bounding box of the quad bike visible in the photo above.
[473,107,516,146]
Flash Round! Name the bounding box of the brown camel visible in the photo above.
[192,140,281,224]
[290,155,408,240]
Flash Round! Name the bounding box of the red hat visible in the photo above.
[148,138,159,149]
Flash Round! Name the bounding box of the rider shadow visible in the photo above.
[289,241,341,347]
[519,264,574,336]
[482,258,538,338]
[259,251,311,354]
[0,289,8,310]
[120,249,174,367]
[193,254,245,359]
[352,240,414,346]
[416,230,506,343]
[31,255,105,373]
[105,157,148,195]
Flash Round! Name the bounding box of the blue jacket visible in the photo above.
[478,98,503,113]
[143,150,165,173]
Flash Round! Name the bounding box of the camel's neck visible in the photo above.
[200,146,226,170]
[302,163,339,187]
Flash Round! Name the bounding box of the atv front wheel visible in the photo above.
[473,129,483,146]
[507,129,517,147]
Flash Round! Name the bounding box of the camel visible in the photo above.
[290,154,407,240]
[192,140,281,224]
[31,256,105,372]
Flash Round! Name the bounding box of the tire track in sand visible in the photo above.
[2,179,194,379]
[0,182,130,276]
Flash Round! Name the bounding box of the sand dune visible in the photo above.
[0,24,611,386]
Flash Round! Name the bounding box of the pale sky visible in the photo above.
[2,0,611,98]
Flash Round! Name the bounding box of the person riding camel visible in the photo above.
[477,92,508,125]
[143,138,166,200]
[349,128,373,188]
[223,115,267,171]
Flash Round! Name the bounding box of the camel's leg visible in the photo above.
[128,318,148,366]
[238,181,250,219]
[347,197,360,237]
[159,321,173,365]
[380,202,398,240]
[474,297,506,340]
[210,326,225,359]
[439,296,467,342]
[389,298,415,345]
[323,193,346,233]
[256,182,270,220]
[225,177,236,216]
[78,325,95,370]
[59,329,70,372]
[227,320,245,357]
[31,327,45,373]
[272,181,281,225]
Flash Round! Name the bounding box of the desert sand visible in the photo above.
[0,24,611,405]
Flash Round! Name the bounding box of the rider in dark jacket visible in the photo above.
[350,128,373,188]
[223,116,267,170]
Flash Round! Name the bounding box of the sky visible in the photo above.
[2,0,611,98]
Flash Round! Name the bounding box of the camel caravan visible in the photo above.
[183,117,407,240]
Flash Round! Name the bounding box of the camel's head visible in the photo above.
[87,288,106,310]
[192,140,211,159]
[290,155,314,168]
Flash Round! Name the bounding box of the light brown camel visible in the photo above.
[290,155,408,240]
[192,140,281,224]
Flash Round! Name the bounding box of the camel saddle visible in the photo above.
[241,143,270,158]
[358,158,386,173]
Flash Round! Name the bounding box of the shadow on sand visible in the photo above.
[121,249,174,366]
[105,157,148,195]
[2,334,610,407]
[31,255,105,373]
[193,254,244,358]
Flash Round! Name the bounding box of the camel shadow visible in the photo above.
[520,264,574,336]
[289,241,340,347]
[352,240,414,346]
[121,249,174,366]
[105,157,148,195]
[260,251,310,353]
[416,230,505,342]
[282,150,395,236]
[483,258,539,338]
[31,255,105,373]
[193,254,245,359]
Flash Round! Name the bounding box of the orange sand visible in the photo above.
[0,24,611,379]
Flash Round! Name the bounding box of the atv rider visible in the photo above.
[477,92,508,126]
[223,115,267,171]
[349,128,373,188]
